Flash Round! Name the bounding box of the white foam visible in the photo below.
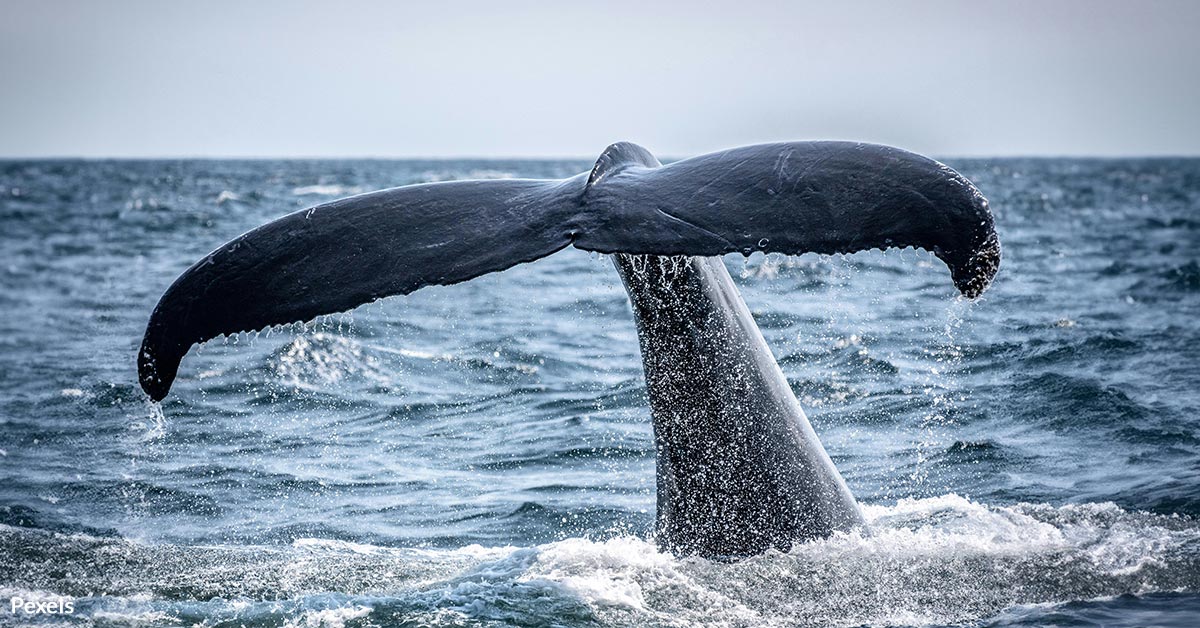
[273,333,392,390]
[437,495,1200,627]
[292,184,365,197]
[283,605,373,628]
[7,496,1196,628]
[293,537,391,555]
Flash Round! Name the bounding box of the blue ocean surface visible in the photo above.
[0,157,1198,627]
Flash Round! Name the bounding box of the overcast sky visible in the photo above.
[1,0,1198,158]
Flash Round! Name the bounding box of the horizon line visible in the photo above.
[4,151,1200,162]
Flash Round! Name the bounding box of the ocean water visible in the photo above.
[0,156,1198,627]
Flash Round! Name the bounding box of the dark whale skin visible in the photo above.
[136,140,999,559]
[617,254,865,557]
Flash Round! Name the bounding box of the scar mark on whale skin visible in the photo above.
[652,205,737,251]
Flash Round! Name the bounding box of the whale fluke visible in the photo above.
[139,141,999,401]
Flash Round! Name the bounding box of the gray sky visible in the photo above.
[2,0,1198,158]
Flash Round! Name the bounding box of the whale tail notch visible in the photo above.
[138,141,999,400]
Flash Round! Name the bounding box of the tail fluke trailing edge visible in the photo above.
[139,141,999,400]
[137,178,580,401]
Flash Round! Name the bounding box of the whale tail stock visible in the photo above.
[139,140,999,402]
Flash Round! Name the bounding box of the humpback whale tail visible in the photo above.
[137,140,999,557]
[139,140,999,402]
